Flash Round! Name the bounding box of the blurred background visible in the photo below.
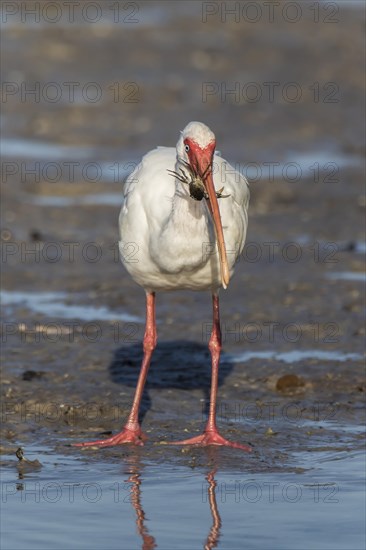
[2,0,364,305]
[1,2,365,549]
[2,1,365,155]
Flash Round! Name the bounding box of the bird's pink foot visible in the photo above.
[73,427,146,448]
[169,430,251,452]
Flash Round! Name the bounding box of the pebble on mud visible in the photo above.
[276,374,305,393]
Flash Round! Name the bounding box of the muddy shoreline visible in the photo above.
[1,2,365,472]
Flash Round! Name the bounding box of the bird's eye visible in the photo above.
[184,144,190,152]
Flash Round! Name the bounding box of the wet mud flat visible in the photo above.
[1,171,365,469]
[1,2,365,549]
[1,164,365,466]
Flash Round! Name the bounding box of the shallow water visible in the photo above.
[326,272,366,282]
[0,290,143,322]
[23,193,123,207]
[225,350,364,364]
[1,443,365,550]
[0,139,97,160]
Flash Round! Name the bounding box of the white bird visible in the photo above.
[75,121,250,451]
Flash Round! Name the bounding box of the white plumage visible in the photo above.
[119,122,249,292]
[75,122,252,450]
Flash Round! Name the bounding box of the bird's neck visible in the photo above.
[170,168,208,233]
[148,161,213,275]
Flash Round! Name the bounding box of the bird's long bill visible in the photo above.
[198,158,230,289]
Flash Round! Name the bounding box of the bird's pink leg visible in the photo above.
[74,292,157,448]
[171,294,251,451]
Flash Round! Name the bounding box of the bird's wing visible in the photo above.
[120,146,177,244]
[123,146,176,200]
[213,154,250,209]
[212,155,250,257]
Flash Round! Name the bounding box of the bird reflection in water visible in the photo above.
[122,453,223,550]
[128,472,156,550]
[204,470,222,550]
[123,456,156,550]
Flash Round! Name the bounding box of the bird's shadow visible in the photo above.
[109,340,234,423]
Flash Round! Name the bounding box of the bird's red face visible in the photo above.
[184,137,230,289]
[183,138,215,177]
